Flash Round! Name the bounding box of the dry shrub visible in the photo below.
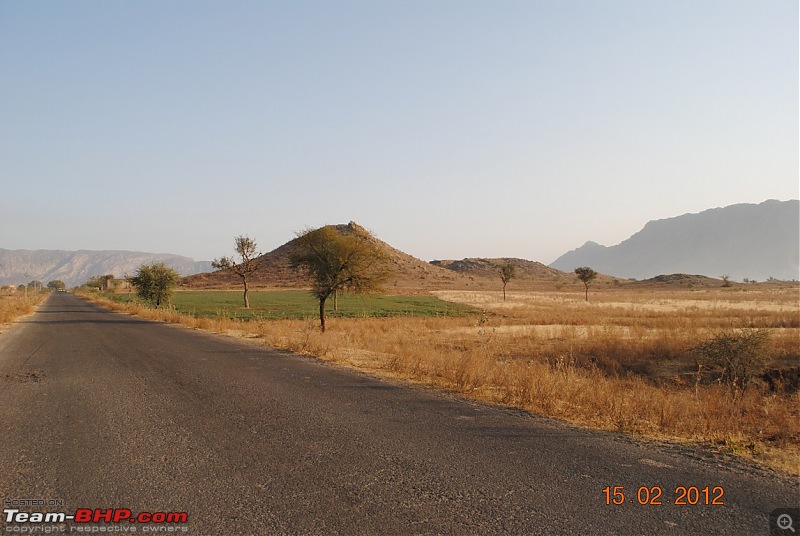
[0,291,49,323]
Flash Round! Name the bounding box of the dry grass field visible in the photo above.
[80,284,799,474]
[0,290,48,325]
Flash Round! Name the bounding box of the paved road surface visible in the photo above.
[0,293,796,535]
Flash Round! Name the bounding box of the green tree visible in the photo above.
[212,235,260,309]
[499,263,516,301]
[130,262,180,308]
[47,280,66,290]
[574,266,598,301]
[290,224,392,332]
[84,274,116,291]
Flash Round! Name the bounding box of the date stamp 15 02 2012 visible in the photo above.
[602,485,725,506]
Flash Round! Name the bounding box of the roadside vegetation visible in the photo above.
[0,288,49,324]
[129,262,180,308]
[77,285,800,474]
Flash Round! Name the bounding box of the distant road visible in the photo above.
[0,293,796,535]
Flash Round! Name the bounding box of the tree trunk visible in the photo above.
[319,296,327,333]
[242,277,250,309]
[584,284,589,301]
[502,283,507,301]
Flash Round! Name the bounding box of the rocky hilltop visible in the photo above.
[185,222,472,291]
[187,225,585,292]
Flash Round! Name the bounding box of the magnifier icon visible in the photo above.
[778,514,796,532]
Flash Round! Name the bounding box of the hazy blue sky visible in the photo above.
[1,1,797,263]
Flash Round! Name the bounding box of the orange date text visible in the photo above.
[602,485,725,506]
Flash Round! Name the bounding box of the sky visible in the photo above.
[1,0,797,264]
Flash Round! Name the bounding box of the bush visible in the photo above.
[130,262,179,308]
[692,329,771,392]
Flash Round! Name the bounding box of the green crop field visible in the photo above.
[112,290,478,320]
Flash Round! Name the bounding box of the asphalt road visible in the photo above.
[0,292,796,535]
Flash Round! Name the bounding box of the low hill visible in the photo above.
[628,274,723,288]
[184,222,473,291]
[430,257,624,290]
[550,199,799,282]
[430,258,567,280]
[0,249,212,288]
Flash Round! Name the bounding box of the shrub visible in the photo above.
[130,262,179,308]
[692,329,771,392]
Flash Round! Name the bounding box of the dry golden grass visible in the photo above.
[78,285,800,475]
[0,290,49,325]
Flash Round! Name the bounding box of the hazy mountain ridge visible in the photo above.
[550,200,800,281]
[6,200,797,289]
[0,249,212,288]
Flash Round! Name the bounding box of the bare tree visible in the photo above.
[213,235,260,309]
[574,266,598,301]
[499,263,516,301]
[290,224,391,332]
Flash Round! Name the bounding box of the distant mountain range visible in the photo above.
[550,199,799,281]
[4,200,796,290]
[0,249,213,288]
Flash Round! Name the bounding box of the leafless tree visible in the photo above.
[213,235,261,309]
